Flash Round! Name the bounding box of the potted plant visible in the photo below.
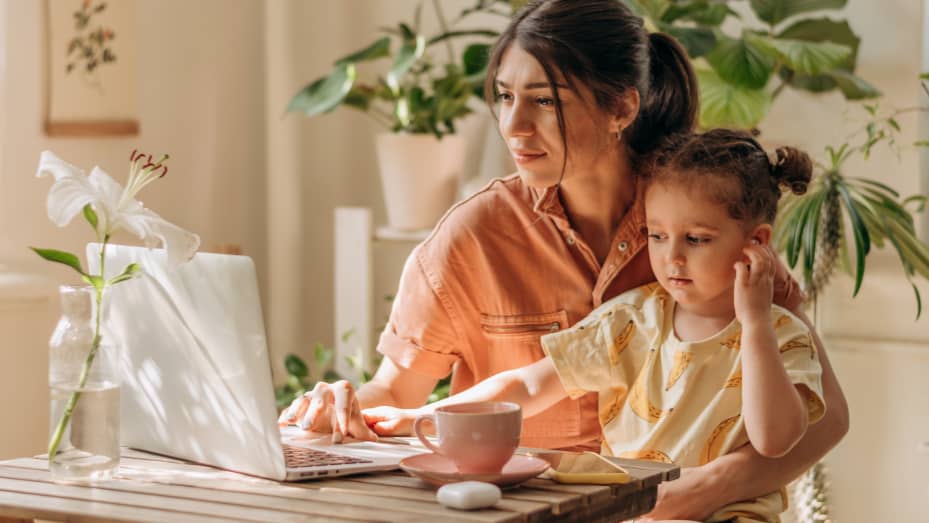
[286,2,520,230]
[624,0,881,129]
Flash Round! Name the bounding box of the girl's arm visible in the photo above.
[735,246,809,458]
[362,356,568,433]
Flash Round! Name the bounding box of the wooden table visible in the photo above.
[0,448,678,523]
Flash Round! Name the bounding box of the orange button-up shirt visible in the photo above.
[377,174,654,450]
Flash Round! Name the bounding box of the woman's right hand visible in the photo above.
[277,380,378,442]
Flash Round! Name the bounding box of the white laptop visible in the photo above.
[86,243,426,481]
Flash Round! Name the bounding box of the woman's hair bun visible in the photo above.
[770,146,813,195]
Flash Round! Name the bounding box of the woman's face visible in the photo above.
[494,44,627,188]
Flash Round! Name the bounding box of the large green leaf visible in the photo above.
[662,25,717,58]
[696,68,772,128]
[707,35,776,89]
[387,35,426,93]
[751,35,851,76]
[778,18,859,69]
[286,63,357,116]
[749,0,847,26]
[334,37,390,66]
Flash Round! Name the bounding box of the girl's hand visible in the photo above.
[277,380,378,443]
[734,244,776,325]
[362,405,422,436]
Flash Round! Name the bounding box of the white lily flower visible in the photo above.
[36,150,200,266]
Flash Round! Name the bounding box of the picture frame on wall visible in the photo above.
[44,0,138,137]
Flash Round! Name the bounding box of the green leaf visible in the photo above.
[314,342,333,367]
[286,63,357,117]
[749,0,847,26]
[696,68,772,128]
[920,72,929,81]
[463,43,491,76]
[751,35,852,76]
[915,140,929,148]
[662,25,717,58]
[848,177,900,198]
[836,183,870,296]
[387,35,426,93]
[106,263,141,286]
[778,18,860,69]
[284,353,308,379]
[662,1,734,26]
[334,37,390,65]
[340,328,355,343]
[828,70,881,99]
[636,0,672,21]
[82,204,98,230]
[323,369,342,382]
[30,247,87,276]
[802,190,827,281]
[707,35,775,89]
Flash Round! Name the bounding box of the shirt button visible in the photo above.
[617,241,629,252]
[566,235,576,245]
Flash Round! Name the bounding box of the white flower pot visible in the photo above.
[375,133,465,231]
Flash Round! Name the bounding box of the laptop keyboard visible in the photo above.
[283,444,374,468]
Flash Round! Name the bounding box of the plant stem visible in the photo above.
[47,240,108,463]
[432,0,456,64]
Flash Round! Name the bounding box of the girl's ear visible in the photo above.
[609,89,640,134]
[750,223,773,246]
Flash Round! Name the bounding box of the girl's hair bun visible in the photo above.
[770,146,812,195]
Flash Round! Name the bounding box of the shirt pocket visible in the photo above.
[479,310,581,441]
[479,309,569,364]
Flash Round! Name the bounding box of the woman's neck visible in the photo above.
[558,149,636,264]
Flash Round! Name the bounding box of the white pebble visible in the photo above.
[436,481,502,510]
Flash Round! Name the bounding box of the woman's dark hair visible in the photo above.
[646,129,814,225]
[483,0,699,157]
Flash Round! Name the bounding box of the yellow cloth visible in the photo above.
[541,283,825,523]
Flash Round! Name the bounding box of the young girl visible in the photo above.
[366,129,824,523]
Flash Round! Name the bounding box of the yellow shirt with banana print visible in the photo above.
[541,282,825,523]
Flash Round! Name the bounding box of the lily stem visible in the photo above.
[47,240,108,463]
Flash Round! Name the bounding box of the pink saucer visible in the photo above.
[399,453,550,487]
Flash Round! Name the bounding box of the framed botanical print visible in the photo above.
[44,0,138,137]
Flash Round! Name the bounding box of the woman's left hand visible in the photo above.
[635,467,716,522]
[734,244,776,325]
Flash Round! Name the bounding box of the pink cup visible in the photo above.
[413,401,522,474]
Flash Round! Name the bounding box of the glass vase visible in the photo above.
[48,285,120,482]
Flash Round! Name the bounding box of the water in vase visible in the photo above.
[48,382,120,481]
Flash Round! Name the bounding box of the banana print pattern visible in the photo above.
[720,330,741,351]
[610,320,636,365]
[598,387,627,426]
[774,314,791,329]
[629,374,666,422]
[619,449,673,464]
[724,368,742,388]
[779,335,811,354]
[700,415,740,465]
[665,351,693,391]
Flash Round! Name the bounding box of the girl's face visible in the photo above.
[644,180,767,317]
[494,44,628,188]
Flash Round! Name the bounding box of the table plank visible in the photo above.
[0,489,241,523]
[0,463,518,523]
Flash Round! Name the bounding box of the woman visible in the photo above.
[282,1,849,519]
